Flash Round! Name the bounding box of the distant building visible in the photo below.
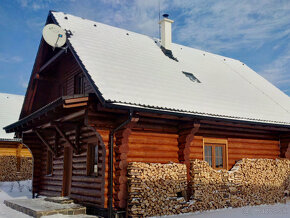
[0,93,31,169]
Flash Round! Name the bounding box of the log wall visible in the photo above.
[227,138,280,169]
[189,136,280,170]
[127,131,179,163]
[39,147,64,197]
[31,51,93,113]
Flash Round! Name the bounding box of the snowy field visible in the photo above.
[155,202,290,218]
[0,180,289,218]
[0,180,32,218]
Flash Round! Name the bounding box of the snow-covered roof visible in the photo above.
[51,11,290,126]
[0,93,24,139]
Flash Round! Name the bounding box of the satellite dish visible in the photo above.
[42,24,67,48]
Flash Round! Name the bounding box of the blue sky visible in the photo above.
[0,0,289,96]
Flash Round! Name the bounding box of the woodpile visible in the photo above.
[127,162,190,217]
[190,158,290,210]
[0,156,32,181]
[189,159,230,210]
[126,159,289,217]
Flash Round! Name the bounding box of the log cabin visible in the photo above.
[0,93,31,163]
[4,11,290,216]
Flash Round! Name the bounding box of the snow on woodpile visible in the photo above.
[0,156,32,181]
[190,158,290,210]
[127,162,188,217]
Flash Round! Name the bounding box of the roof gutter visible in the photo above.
[108,110,133,218]
[103,101,290,129]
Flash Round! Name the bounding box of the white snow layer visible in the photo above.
[0,180,32,218]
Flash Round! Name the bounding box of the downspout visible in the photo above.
[108,110,133,218]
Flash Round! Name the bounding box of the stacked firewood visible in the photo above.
[190,158,290,210]
[230,158,290,207]
[189,159,231,210]
[127,162,190,217]
[0,156,32,181]
[19,157,33,180]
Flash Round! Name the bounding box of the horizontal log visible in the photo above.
[73,163,86,170]
[127,150,178,158]
[38,190,60,197]
[41,180,62,186]
[228,138,278,144]
[71,181,102,190]
[69,194,103,206]
[72,156,87,163]
[228,149,280,155]
[128,145,178,152]
[130,131,178,138]
[128,136,178,145]
[72,176,103,183]
[127,157,179,163]
[228,154,277,159]
[40,185,62,192]
[198,130,277,139]
[228,142,279,150]
[42,175,62,181]
[200,119,290,132]
[70,188,102,197]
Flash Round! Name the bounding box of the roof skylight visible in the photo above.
[182,71,201,83]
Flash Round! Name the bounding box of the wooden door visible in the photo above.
[62,146,73,196]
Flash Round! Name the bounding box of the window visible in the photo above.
[87,144,99,176]
[182,71,201,83]
[74,74,85,94]
[46,151,53,175]
[203,138,227,170]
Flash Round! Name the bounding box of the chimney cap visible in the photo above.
[162,14,169,18]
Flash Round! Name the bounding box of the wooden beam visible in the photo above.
[178,120,200,199]
[280,134,290,159]
[113,117,139,209]
[22,109,86,134]
[64,97,89,104]
[34,129,56,155]
[53,123,78,153]
[200,119,290,132]
[38,49,65,74]
[63,102,87,108]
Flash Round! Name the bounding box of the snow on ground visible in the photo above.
[0,180,32,218]
[155,202,290,218]
[0,181,289,218]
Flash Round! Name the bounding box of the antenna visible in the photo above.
[158,0,161,39]
[42,24,67,50]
